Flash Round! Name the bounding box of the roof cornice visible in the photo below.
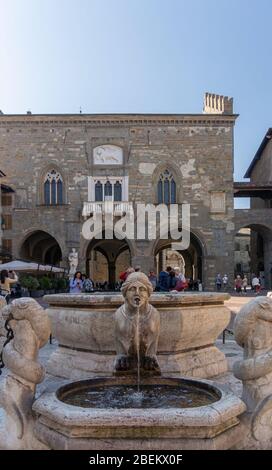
[0,113,238,127]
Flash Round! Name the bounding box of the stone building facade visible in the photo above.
[0,93,237,290]
[235,128,272,288]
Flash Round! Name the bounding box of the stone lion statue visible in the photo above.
[114,272,161,375]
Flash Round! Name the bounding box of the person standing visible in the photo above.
[235,275,242,294]
[69,271,83,294]
[252,275,261,294]
[222,274,228,291]
[148,270,157,290]
[119,267,135,283]
[169,268,177,290]
[215,274,222,291]
[157,266,171,291]
[242,275,248,293]
[174,267,187,291]
[82,274,94,293]
[0,270,18,303]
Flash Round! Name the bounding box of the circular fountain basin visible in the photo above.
[57,376,221,409]
[45,292,231,379]
[33,376,246,450]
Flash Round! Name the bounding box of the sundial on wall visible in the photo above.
[93,145,123,165]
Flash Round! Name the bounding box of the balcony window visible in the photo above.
[95,181,103,201]
[93,178,126,202]
[114,181,122,201]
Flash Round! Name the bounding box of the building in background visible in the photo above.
[234,228,250,276]
[0,93,237,289]
[234,128,272,288]
[0,171,14,263]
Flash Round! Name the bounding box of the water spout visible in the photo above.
[135,298,140,392]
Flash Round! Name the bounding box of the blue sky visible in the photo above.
[1,0,271,206]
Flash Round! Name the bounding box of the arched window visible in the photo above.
[114,181,122,201]
[44,170,63,205]
[157,170,176,204]
[95,181,103,201]
[104,180,112,200]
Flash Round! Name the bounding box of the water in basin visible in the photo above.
[58,378,220,409]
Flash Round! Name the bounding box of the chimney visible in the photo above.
[203,92,233,114]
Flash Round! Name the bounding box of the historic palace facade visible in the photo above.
[0,93,238,289]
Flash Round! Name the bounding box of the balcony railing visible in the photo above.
[82,201,132,218]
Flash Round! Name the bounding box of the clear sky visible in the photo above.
[1,0,272,207]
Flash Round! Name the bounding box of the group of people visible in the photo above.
[215,272,264,294]
[120,266,201,292]
[234,274,263,294]
[69,272,94,293]
[215,274,229,291]
[69,265,202,294]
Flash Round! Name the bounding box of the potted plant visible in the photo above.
[57,277,69,293]
[39,276,54,294]
[19,275,31,297]
[20,275,43,297]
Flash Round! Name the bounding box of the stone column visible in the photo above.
[108,261,116,289]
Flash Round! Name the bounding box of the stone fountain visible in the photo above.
[44,288,231,380]
[0,277,272,449]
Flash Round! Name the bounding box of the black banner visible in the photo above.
[0,450,269,467]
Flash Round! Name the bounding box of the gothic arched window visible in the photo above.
[114,181,122,201]
[104,180,112,200]
[157,170,176,204]
[44,170,63,205]
[95,181,103,201]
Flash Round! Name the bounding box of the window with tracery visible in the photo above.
[95,179,122,202]
[157,170,176,204]
[44,169,63,205]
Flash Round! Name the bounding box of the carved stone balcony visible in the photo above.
[82,201,132,218]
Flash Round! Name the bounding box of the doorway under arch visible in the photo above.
[86,237,131,289]
[234,223,272,289]
[154,232,203,281]
[20,230,62,265]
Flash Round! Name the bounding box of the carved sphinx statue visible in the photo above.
[0,298,51,449]
[114,272,161,375]
[233,296,272,447]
